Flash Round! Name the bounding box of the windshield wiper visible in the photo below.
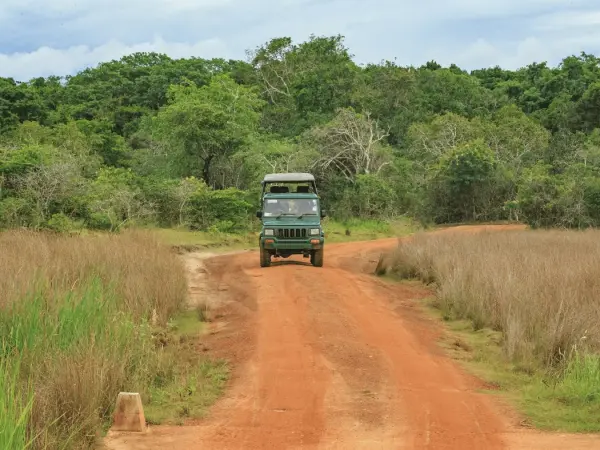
[296,213,317,219]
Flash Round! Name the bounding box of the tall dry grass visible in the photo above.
[0,230,186,323]
[381,229,600,368]
[0,230,187,449]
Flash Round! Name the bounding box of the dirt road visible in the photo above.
[105,226,600,449]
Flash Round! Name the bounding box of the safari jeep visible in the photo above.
[256,173,326,267]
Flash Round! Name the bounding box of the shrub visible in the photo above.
[45,213,83,233]
[188,187,253,232]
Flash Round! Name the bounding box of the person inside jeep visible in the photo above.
[263,198,317,217]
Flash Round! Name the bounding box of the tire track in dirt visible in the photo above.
[319,246,505,449]
[104,227,600,449]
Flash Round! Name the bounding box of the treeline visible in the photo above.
[2,35,600,231]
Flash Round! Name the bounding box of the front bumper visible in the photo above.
[261,236,324,251]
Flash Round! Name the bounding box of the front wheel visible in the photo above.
[311,248,324,267]
[260,247,271,267]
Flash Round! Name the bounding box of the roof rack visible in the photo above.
[262,173,315,183]
[260,172,317,197]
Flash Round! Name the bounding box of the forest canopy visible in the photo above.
[2,35,600,232]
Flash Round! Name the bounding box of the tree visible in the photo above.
[173,177,207,227]
[151,74,265,185]
[406,112,482,164]
[428,139,500,223]
[4,36,600,232]
[307,107,392,184]
[351,61,417,145]
[249,35,358,134]
[88,167,154,231]
[231,136,315,189]
[0,78,49,132]
[16,160,87,228]
[487,104,550,171]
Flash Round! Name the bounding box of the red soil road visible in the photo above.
[104,225,600,450]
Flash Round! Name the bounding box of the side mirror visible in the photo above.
[256,211,263,219]
[320,210,327,218]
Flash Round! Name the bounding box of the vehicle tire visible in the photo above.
[260,246,271,267]
[311,248,324,267]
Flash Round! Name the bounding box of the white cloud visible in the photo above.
[448,35,589,71]
[0,0,228,16]
[3,0,600,80]
[437,0,588,19]
[534,9,600,30]
[0,36,229,80]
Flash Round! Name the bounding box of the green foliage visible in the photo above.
[0,197,29,228]
[2,36,600,231]
[188,187,254,233]
[87,167,153,230]
[151,74,265,184]
[250,35,358,135]
[0,143,55,177]
[336,174,398,219]
[427,139,502,223]
[45,213,83,234]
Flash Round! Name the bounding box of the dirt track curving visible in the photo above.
[105,225,600,449]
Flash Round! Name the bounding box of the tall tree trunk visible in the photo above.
[202,155,213,185]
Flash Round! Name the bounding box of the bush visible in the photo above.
[45,213,83,233]
[0,197,29,228]
[427,139,505,223]
[188,187,253,232]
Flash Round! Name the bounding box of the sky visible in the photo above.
[2,0,600,81]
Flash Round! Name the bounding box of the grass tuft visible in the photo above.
[0,355,35,450]
[144,311,229,425]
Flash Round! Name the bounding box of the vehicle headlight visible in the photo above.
[264,229,274,236]
[310,228,320,236]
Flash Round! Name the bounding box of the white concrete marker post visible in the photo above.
[112,392,147,432]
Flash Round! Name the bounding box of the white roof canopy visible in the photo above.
[262,173,315,183]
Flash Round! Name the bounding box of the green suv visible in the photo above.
[256,173,326,267]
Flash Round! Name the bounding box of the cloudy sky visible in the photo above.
[1,0,600,81]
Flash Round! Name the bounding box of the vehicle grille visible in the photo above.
[276,228,308,239]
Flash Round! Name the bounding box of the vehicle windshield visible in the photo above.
[263,198,318,217]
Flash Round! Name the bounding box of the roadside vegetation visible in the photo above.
[4,36,600,237]
[0,231,225,449]
[378,228,600,431]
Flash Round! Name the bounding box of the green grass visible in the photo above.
[152,227,256,252]
[145,360,229,425]
[0,356,35,450]
[153,217,420,250]
[522,353,600,432]
[0,272,228,448]
[323,217,419,243]
[168,309,208,335]
[144,309,229,425]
